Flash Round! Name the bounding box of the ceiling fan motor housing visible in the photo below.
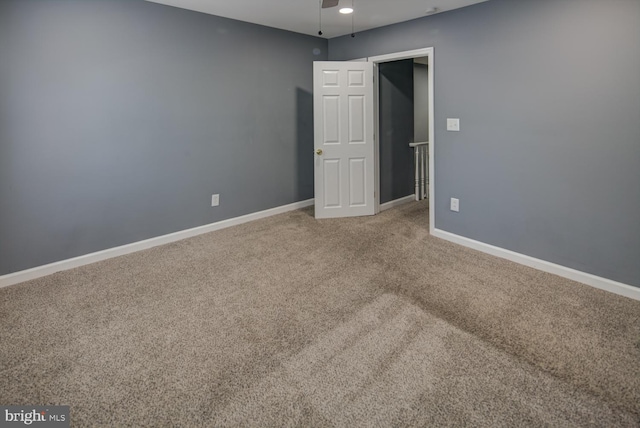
[322,0,340,9]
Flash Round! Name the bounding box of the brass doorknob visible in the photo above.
[316,149,323,155]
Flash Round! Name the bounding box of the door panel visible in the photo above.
[349,158,366,206]
[313,61,375,219]
[323,96,340,144]
[323,159,341,208]
[348,96,365,144]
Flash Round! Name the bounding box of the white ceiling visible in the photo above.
[145,0,490,39]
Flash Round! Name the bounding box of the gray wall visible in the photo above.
[413,62,429,143]
[0,0,327,275]
[378,60,415,204]
[329,0,640,287]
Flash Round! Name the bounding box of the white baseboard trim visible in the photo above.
[432,228,640,301]
[380,194,417,212]
[0,199,315,289]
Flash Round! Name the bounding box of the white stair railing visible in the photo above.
[409,142,429,201]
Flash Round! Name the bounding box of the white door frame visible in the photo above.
[366,47,435,234]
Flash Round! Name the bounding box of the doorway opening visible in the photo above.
[311,48,433,229]
[369,48,435,233]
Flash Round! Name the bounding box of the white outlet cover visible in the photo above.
[447,118,460,131]
[450,198,460,212]
[211,194,220,207]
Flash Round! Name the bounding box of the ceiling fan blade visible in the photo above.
[322,0,339,8]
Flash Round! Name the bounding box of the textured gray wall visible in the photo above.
[378,60,415,204]
[0,0,327,275]
[329,0,640,287]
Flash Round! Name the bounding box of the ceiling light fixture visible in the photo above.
[339,7,354,14]
[425,7,439,15]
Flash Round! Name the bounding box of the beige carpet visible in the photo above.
[1,200,639,426]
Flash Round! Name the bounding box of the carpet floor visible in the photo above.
[1,200,639,427]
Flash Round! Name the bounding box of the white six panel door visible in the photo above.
[313,61,375,219]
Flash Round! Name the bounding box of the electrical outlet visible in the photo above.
[447,118,460,131]
[450,198,459,212]
[211,194,220,207]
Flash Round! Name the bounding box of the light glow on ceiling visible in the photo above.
[339,7,354,14]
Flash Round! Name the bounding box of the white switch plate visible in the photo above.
[211,194,220,207]
[450,198,459,212]
[447,118,460,131]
